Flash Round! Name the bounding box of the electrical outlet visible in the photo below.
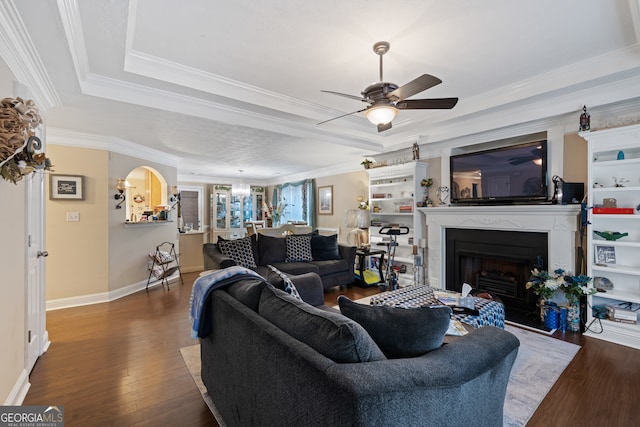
[66,212,80,222]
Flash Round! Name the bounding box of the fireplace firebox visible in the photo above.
[445,228,548,325]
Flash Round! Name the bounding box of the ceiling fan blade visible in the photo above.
[396,98,459,110]
[377,122,392,132]
[320,90,366,102]
[387,74,442,102]
[317,108,367,125]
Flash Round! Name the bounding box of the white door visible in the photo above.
[25,154,48,372]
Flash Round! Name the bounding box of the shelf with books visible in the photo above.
[583,123,640,349]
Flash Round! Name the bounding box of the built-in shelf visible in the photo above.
[583,123,640,350]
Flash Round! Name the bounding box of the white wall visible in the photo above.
[0,58,27,403]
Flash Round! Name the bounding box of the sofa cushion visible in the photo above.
[267,265,302,300]
[259,285,386,363]
[271,261,319,276]
[311,233,341,261]
[286,234,313,262]
[217,236,257,269]
[311,259,349,276]
[338,296,452,358]
[225,278,267,311]
[257,235,287,266]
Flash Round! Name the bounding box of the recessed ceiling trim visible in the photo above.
[0,0,60,109]
[78,72,384,152]
[405,44,640,131]
[56,0,90,82]
[124,48,340,122]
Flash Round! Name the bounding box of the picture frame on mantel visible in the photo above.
[50,174,84,200]
[318,185,333,215]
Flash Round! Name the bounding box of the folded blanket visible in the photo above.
[189,266,265,338]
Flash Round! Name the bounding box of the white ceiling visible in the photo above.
[8,0,640,183]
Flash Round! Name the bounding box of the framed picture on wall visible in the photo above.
[50,174,84,200]
[318,185,333,215]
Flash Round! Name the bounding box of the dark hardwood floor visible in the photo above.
[25,273,640,426]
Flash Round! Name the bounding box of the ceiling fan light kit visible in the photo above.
[366,104,398,125]
[320,41,458,132]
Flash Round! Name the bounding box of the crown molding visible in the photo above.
[0,0,61,109]
[47,128,181,167]
[56,0,90,82]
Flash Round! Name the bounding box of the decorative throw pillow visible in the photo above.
[285,234,313,262]
[311,233,341,261]
[259,285,386,363]
[217,236,257,269]
[338,296,452,358]
[267,265,302,300]
[257,235,287,265]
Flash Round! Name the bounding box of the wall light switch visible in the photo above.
[66,212,80,222]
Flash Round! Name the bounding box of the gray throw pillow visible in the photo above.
[259,285,386,363]
[338,296,452,358]
[258,235,287,265]
[311,233,341,261]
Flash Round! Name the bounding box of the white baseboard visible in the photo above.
[4,369,30,405]
[46,273,181,311]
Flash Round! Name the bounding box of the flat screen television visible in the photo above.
[450,140,548,204]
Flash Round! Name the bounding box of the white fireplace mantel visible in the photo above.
[419,205,582,289]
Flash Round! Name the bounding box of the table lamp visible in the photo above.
[344,209,370,249]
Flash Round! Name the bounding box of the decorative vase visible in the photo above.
[567,300,581,332]
[543,302,560,329]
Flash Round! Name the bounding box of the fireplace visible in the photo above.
[422,204,581,325]
[445,228,547,323]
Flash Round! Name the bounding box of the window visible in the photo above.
[273,179,315,227]
[179,186,203,231]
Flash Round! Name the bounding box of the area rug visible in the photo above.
[180,325,580,427]
[179,346,226,426]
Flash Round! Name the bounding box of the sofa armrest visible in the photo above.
[338,244,356,276]
[289,272,324,306]
[202,243,238,270]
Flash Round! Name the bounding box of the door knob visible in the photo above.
[37,251,49,258]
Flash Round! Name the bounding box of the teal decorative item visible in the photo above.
[593,230,628,241]
[617,150,625,160]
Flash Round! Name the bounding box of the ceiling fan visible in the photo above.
[318,41,458,132]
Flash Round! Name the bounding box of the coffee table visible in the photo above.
[368,285,505,329]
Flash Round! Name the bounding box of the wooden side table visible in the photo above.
[355,249,386,287]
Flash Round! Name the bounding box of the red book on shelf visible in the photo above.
[593,207,635,214]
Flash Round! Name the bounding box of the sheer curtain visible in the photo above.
[272,179,315,228]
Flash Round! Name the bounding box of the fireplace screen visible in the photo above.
[446,228,548,325]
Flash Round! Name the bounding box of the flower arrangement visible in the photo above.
[421,178,434,204]
[526,268,596,301]
[0,97,53,183]
[526,268,564,300]
[263,197,288,225]
[562,273,596,302]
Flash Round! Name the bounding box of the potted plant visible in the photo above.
[361,159,373,169]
